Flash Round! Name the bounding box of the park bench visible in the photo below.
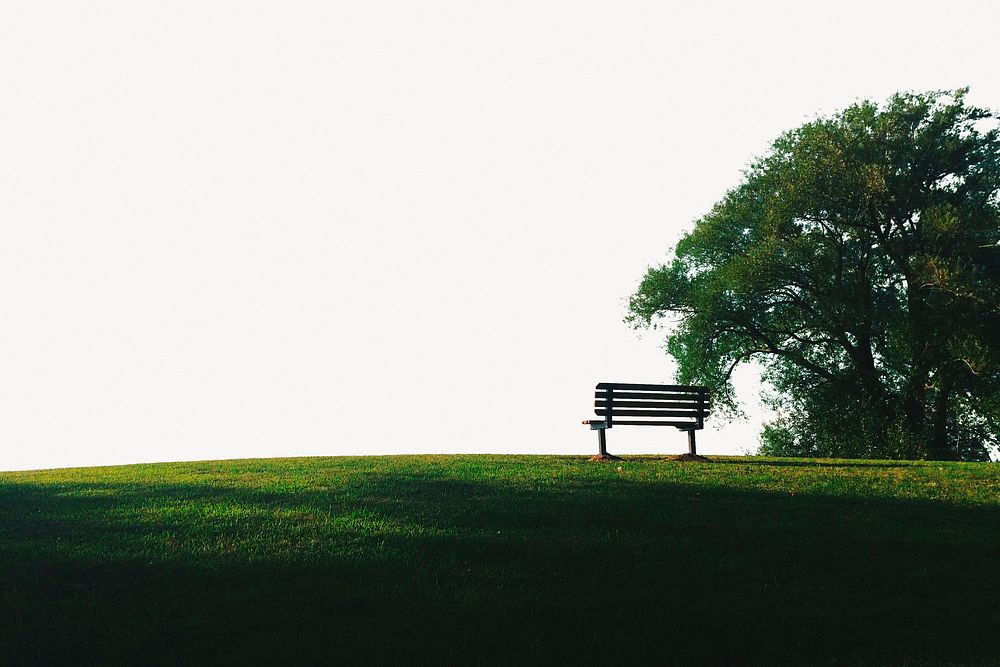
[582,382,710,459]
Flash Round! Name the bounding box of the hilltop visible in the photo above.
[1,455,997,665]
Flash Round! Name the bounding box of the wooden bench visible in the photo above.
[582,382,710,459]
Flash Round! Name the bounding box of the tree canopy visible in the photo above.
[628,90,1000,461]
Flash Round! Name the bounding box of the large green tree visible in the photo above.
[628,90,1000,461]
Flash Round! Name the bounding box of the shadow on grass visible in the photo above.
[1,467,998,666]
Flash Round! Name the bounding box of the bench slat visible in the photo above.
[610,420,697,427]
[596,399,711,410]
[595,391,708,401]
[596,382,709,392]
[595,409,704,418]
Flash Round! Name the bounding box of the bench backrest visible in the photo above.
[595,382,710,429]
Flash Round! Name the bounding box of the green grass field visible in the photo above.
[1,455,998,665]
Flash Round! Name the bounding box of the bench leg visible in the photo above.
[598,429,608,457]
[687,429,697,456]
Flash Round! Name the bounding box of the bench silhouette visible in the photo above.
[582,382,710,459]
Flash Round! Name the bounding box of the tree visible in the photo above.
[628,90,1000,461]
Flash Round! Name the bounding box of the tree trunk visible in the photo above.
[929,383,955,461]
[904,279,930,458]
[902,381,928,458]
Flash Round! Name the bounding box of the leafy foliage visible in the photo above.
[629,90,1000,460]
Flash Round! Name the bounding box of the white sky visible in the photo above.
[2,1,999,471]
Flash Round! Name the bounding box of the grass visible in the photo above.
[1,455,998,665]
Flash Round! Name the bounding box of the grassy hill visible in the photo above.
[1,455,998,665]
